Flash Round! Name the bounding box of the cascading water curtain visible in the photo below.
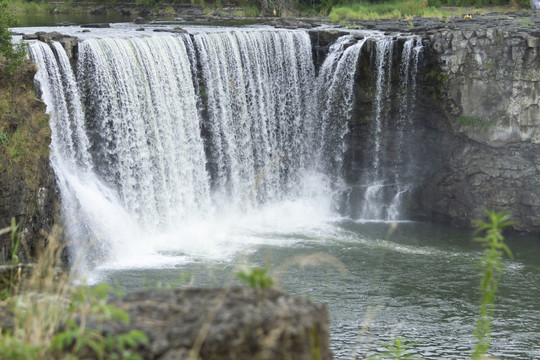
[313,35,367,201]
[77,36,211,229]
[29,30,322,271]
[193,30,316,209]
[357,35,423,221]
[29,29,423,271]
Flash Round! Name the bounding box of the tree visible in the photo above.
[0,0,27,74]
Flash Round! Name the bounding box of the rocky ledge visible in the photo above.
[0,287,332,360]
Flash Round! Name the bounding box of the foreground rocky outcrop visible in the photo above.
[0,286,332,360]
[0,62,56,262]
[105,287,331,360]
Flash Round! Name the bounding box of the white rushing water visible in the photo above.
[28,27,423,276]
[358,35,423,221]
[314,35,366,184]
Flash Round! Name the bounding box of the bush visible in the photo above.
[0,0,27,74]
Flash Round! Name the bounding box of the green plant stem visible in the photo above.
[472,210,513,359]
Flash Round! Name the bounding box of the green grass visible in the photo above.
[329,0,444,21]
[328,0,529,21]
[7,0,56,15]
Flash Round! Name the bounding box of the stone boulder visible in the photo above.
[153,27,188,34]
[80,23,111,28]
[23,32,79,60]
[103,287,332,360]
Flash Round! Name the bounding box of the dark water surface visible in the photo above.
[94,220,540,359]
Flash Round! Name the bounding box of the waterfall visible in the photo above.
[192,30,315,209]
[77,36,211,229]
[313,35,366,196]
[386,37,423,219]
[28,27,423,271]
[357,35,423,221]
[30,40,141,266]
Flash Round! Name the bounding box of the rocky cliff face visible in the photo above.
[416,17,540,232]
[342,14,540,232]
[0,62,56,262]
[429,25,539,146]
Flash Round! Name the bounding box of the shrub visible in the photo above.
[236,265,274,289]
[0,0,27,74]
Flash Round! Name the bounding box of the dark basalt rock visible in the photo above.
[309,29,349,71]
[80,23,111,28]
[153,27,188,34]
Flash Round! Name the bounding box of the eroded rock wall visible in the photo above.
[332,15,540,231]
[428,26,540,145]
[416,20,540,232]
[0,62,56,262]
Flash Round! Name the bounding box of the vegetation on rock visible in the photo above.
[0,0,54,262]
[0,225,148,360]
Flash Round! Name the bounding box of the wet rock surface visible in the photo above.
[341,13,540,231]
[0,62,56,262]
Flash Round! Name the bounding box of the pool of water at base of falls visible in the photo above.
[90,219,540,360]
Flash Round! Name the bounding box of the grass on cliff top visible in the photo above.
[328,0,530,21]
